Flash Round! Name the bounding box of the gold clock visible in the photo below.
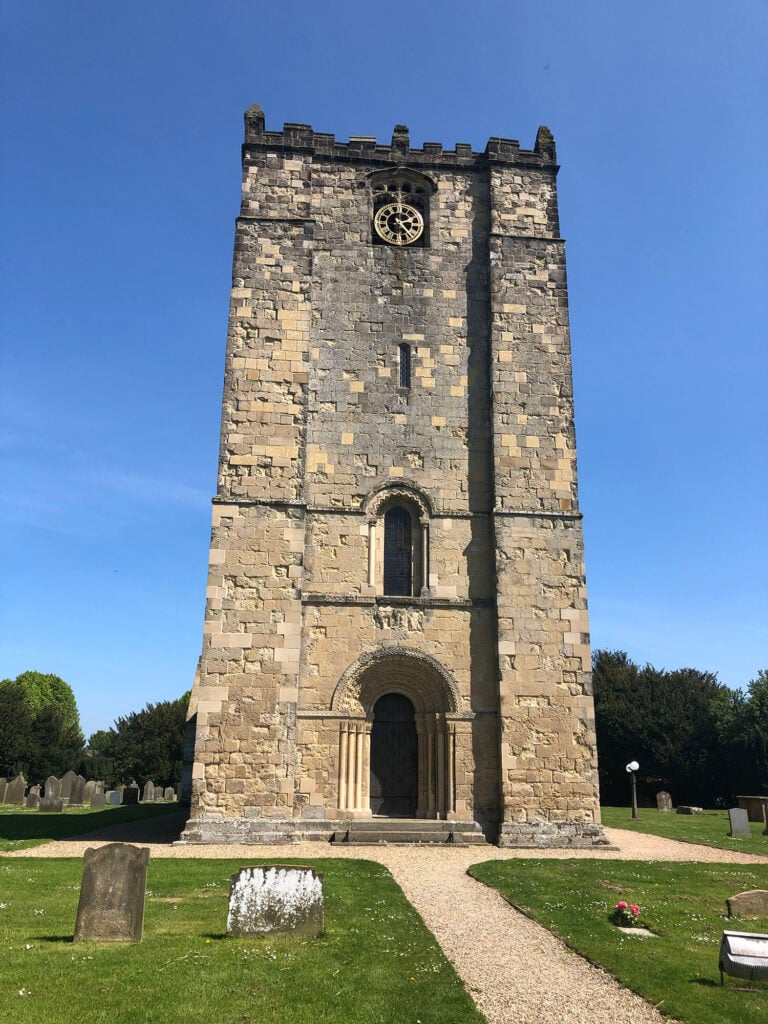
[373,201,424,246]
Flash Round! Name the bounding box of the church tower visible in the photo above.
[182,107,607,847]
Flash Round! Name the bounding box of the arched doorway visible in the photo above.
[370,694,417,817]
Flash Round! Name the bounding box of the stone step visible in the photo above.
[330,820,488,845]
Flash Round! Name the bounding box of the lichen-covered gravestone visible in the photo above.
[729,807,751,837]
[6,773,26,804]
[164,786,175,801]
[73,843,150,942]
[727,890,768,918]
[25,792,40,809]
[227,865,324,938]
[656,791,673,812]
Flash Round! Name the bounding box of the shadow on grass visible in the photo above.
[0,805,187,847]
[36,935,74,943]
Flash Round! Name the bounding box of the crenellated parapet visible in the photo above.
[243,104,558,170]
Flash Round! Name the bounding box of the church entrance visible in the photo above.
[369,693,417,817]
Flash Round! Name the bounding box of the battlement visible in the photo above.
[243,105,557,168]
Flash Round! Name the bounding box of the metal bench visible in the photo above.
[719,931,768,985]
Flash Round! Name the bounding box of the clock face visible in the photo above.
[374,201,424,246]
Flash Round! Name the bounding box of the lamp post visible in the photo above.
[625,761,639,819]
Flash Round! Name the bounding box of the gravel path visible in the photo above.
[5,822,767,1024]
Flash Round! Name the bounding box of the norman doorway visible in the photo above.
[369,693,417,817]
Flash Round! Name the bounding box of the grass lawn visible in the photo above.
[601,806,768,857]
[470,858,768,1024]
[0,856,484,1024]
[0,804,181,852]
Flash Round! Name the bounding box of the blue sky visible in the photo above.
[1,1,766,739]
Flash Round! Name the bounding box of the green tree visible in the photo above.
[592,651,727,806]
[0,672,85,782]
[103,695,189,788]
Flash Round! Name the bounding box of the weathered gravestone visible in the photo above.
[90,792,106,811]
[25,792,40,809]
[142,781,155,802]
[6,773,26,804]
[0,778,7,803]
[676,805,703,815]
[164,787,175,802]
[73,844,150,942]
[727,890,768,919]
[59,770,77,805]
[123,785,139,805]
[44,775,59,800]
[656,791,673,812]
[70,775,86,806]
[39,796,64,812]
[84,780,97,803]
[106,790,122,806]
[729,808,751,837]
[226,865,324,938]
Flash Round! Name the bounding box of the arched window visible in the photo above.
[398,343,411,388]
[383,506,413,596]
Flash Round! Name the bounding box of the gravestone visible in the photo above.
[226,865,324,938]
[124,785,139,805]
[727,890,768,919]
[0,778,7,803]
[44,775,59,800]
[94,781,104,794]
[142,781,155,802]
[84,780,97,803]
[73,843,150,942]
[70,775,86,806]
[6,773,26,804]
[164,787,175,802]
[29,784,41,797]
[106,790,122,806]
[728,807,751,837]
[676,805,703,815]
[25,792,40,809]
[39,797,64,812]
[90,792,106,811]
[656,791,673,812]
[59,769,77,804]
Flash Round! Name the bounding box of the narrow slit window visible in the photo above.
[399,343,411,388]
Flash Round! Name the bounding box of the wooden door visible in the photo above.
[369,693,417,817]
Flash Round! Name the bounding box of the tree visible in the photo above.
[0,672,84,782]
[592,651,727,806]
[95,695,189,788]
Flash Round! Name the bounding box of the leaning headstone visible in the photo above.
[25,792,40,809]
[226,865,324,938]
[89,792,106,811]
[6,773,26,805]
[123,785,139,805]
[728,807,751,837]
[70,775,86,806]
[44,775,59,800]
[59,770,77,805]
[656,791,673,812]
[164,787,175,802]
[676,805,703,815]
[73,843,150,942]
[726,890,768,919]
[106,790,122,806]
[142,781,155,802]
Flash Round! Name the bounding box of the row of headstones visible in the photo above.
[0,772,176,811]
[74,844,324,942]
[657,789,767,836]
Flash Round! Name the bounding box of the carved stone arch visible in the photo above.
[331,646,461,717]
[363,481,433,521]
[366,167,437,196]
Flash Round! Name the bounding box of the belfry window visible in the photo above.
[383,506,413,596]
[399,344,411,388]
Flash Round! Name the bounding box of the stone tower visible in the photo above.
[181,106,607,847]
